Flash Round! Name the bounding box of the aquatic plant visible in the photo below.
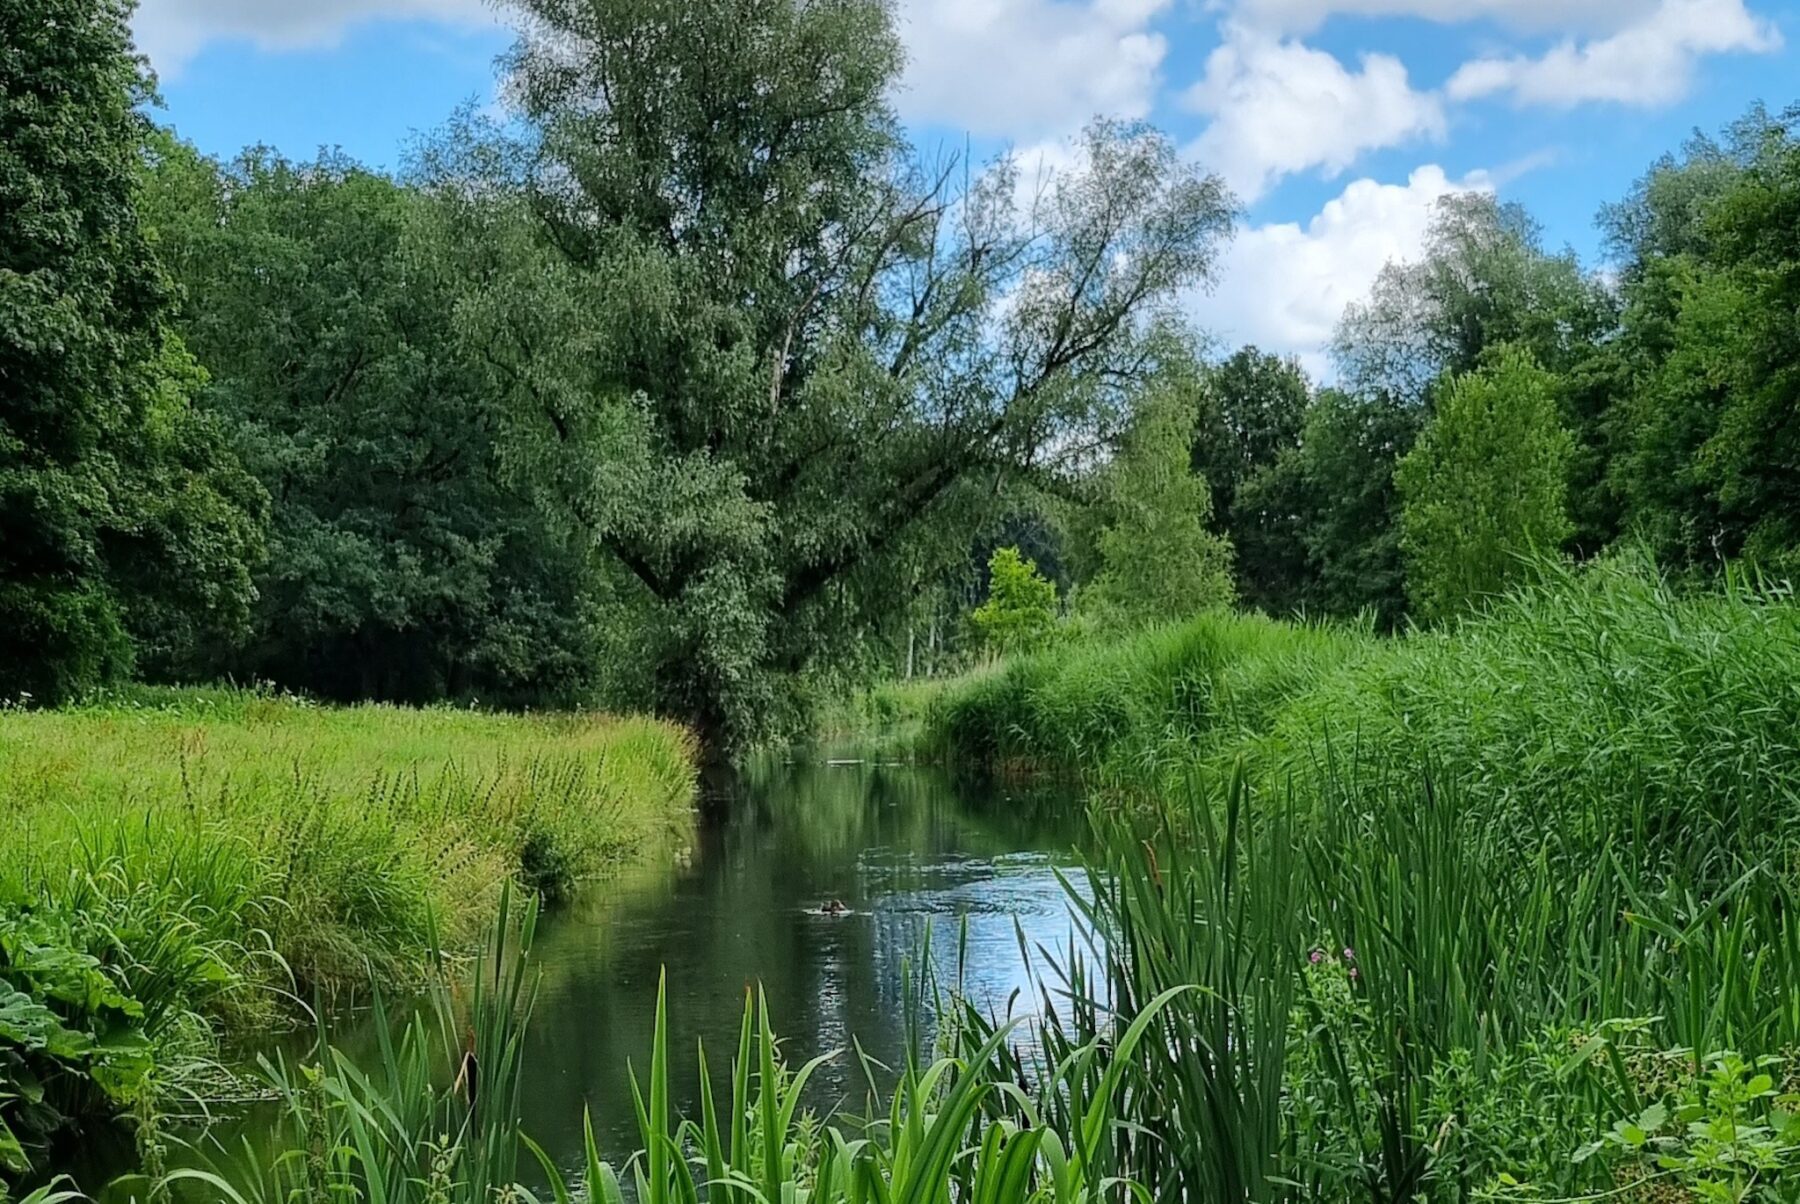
[168,890,1187,1204]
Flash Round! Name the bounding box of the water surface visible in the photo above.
[516,755,1088,1173]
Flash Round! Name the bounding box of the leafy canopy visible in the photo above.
[0,0,263,703]
[471,0,1234,746]
[1396,348,1575,621]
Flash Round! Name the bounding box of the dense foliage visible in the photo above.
[1395,349,1575,620]
[12,0,1800,740]
[0,0,262,704]
[140,142,612,703]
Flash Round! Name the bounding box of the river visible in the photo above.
[80,754,1090,1192]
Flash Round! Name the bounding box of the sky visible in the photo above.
[134,0,1800,377]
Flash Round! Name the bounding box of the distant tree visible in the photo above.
[1395,349,1575,621]
[1084,390,1235,626]
[1333,194,1619,551]
[1284,389,1420,627]
[972,547,1058,656]
[1334,193,1614,406]
[1189,347,1310,611]
[142,142,612,705]
[1607,105,1800,575]
[475,0,1234,747]
[0,0,263,702]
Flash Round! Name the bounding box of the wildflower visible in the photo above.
[1348,967,1360,981]
[1342,947,1356,963]
[1309,948,1325,964]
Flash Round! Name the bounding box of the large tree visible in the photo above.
[0,0,263,702]
[143,141,615,705]
[478,0,1234,747]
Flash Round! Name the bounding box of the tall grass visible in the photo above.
[887,554,1800,1198]
[3,689,698,1004]
[1001,765,1800,1201]
[171,892,1188,1204]
[0,689,696,1181]
[917,554,1800,871]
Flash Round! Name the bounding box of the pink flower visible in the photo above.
[1309,948,1324,964]
[1348,967,1360,981]
[1342,947,1356,964]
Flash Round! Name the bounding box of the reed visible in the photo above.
[169,892,1188,1204]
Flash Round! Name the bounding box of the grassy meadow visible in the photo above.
[0,688,696,1178]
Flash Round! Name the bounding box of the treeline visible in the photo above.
[1192,114,1800,628]
[6,0,1799,747]
[4,0,1232,748]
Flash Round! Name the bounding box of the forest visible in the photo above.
[6,0,1800,1199]
[12,0,1799,749]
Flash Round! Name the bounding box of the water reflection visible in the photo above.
[64,757,1089,1195]
[508,757,1087,1179]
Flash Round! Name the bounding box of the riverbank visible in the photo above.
[862,555,1800,863]
[0,688,697,1176]
[821,554,1800,1199]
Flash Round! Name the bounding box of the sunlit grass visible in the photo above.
[1,689,699,1019]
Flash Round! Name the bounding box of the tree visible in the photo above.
[1083,388,1234,626]
[1333,193,1620,552]
[971,547,1058,655]
[1188,347,1310,611]
[478,0,1234,747]
[1334,193,1614,406]
[0,0,263,703]
[1607,106,1800,575]
[1395,349,1575,621]
[1284,389,1419,628]
[142,141,613,705]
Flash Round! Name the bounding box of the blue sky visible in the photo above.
[137,0,1800,374]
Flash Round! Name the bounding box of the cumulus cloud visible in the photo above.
[1182,26,1445,202]
[1445,0,1781,108]
[892,0,1171,138]
[1185,164,1489,377]
[1226,0,1662,36]
[132,0,501,77]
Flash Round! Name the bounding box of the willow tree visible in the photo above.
[475,0,1234,747]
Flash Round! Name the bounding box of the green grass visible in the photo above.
[907,554,1800,869]
[2,688,698,1007]
[0,687,697,1182]
[882,553,1800,1199]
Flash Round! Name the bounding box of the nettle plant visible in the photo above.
[1576,1051,1800,1203]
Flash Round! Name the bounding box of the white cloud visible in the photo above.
[1182,26,1445,202]
[1446,0,1780,108]
[893,0,1171,138]
[1186,164,1489,376]
[133,0,499,77]
[1226,0,1662,36]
